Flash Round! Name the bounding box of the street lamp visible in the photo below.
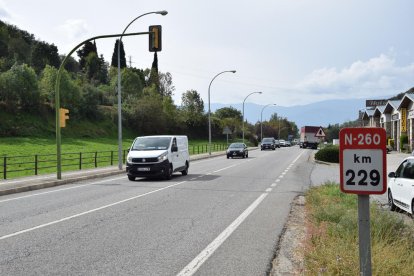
[242,91,262,143]
[208,70,236,155]
[117,10,168,170]
[260,103,276,141]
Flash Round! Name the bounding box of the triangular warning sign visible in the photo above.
[314,127,325,137]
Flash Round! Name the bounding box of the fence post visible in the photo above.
[35,155,38,175]
[79,152,82,170]
[111,151,113,166]
[3,156,7,180]
[95,152,98,168]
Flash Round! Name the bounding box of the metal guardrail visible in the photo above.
[0,144,227,180]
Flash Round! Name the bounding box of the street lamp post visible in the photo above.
[242,92,262,143]
[277,113,280,139]
[260,103,276,141]
[208,70,236,155]
[117,10,168,170]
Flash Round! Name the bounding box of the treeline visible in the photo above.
[0,20,297,143]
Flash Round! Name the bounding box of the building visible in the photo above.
[360,88,414,152]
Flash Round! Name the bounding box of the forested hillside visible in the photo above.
[0,20,297,143]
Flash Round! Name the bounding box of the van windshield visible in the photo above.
[131,137,171,151]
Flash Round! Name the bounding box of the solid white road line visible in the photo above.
[0,175,126,203]
[0,180,188,241]
[177,150,306,276]
[177,193,268,276]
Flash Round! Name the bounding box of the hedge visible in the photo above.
[314,145,339,163]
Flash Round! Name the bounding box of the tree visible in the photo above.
[159,72,175,97]
[148,52,160,93]
[0,63,39,112]
[61,55,80,74]
[214,107,242,121]
[76,41,97,70]
[30,41,60,74]
[180,90,206,137]
[124,85,168,134]
[84,52,100,81]
[79,84,103,119]
[181,90,204,121]
[119,68,144,100]
[110,39,126,68]
[38,65,82,115]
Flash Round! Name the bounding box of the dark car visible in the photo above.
[226,143,248,159]
[261,137,275,150]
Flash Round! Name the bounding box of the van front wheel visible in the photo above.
[165,165,173,180]
[181,162,189,176]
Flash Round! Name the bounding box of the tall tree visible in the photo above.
[76,41,97,70]
[110,39,126,68]
[159,72,175,97]
[148,52,160,93]
[31,41,60,73]
[181,90,205,128]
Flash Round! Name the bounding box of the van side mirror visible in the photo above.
[388,172,396,178]
[171,145,178,152]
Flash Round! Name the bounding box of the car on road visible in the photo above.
[279,139,286,147]
[261,137,276,150]
[126,135,190,180]
[285,140,291,147]
[388,156,414,215]
[227,143,248,158]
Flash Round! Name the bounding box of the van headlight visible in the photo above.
[158,152,168,162]
[127,155,132,163]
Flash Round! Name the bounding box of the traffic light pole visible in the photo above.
[55,31,149,179]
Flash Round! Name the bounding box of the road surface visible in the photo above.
[1,147,318,275]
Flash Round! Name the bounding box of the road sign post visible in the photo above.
[222,126,232,146]
[339,127,387,276]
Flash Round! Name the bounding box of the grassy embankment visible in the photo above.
[0,137,229,179]
[305,183,414,274]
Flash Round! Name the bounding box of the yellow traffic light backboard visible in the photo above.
[59,108,69,128]
[149,25,162,52]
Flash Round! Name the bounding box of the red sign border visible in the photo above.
[339,127,387,195]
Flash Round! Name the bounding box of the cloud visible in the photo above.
[57,19,89,40]
[296,54,414,101]
[0,1,11,19]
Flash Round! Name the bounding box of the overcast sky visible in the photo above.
[1,0,414,107]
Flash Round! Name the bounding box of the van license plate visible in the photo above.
[138,167,150,171]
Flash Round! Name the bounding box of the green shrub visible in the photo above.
[315,145,339,163]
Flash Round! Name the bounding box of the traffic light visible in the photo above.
[149,25,162,52]
[59,108,69,128]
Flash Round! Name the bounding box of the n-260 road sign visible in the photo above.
[339,127,387,195]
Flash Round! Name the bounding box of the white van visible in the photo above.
[126,135,189,180]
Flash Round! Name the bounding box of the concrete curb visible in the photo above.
[0,150,240,196]
[0,170,125,196]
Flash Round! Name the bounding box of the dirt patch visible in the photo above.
[269,195,306,275]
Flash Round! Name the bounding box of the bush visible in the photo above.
[315,145,339,163]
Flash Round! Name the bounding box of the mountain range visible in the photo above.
[209,98,365,128]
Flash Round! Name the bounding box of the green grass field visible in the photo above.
[0,137,230,179]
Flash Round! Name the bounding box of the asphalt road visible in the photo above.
[0,147,316,275]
